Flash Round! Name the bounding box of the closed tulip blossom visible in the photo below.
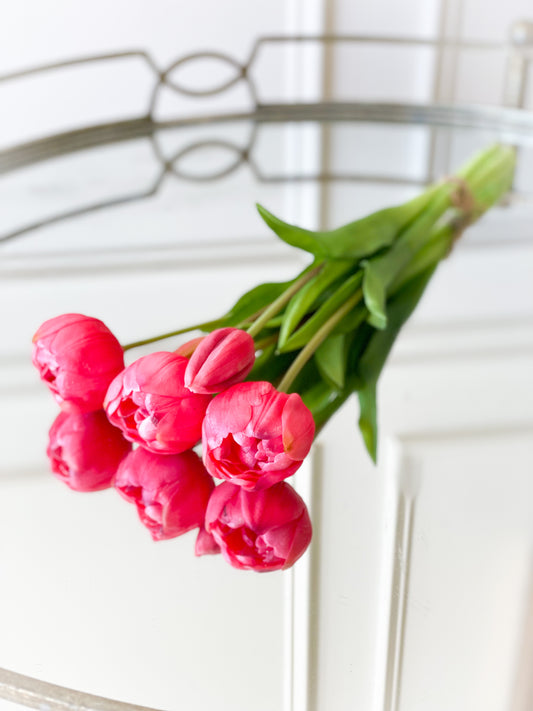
[104,352,211,454]
[47,410,131,492]
[32,313,124,412]
[115,448,215,541]
[202,481,312,572]
[202,381,315,491]
[184,327,255,394]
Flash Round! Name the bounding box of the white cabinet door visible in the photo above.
[306,278,533,710]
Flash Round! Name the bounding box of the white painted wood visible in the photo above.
[373,439,419,711]
[307,332,533,711]
[377,429,533,711]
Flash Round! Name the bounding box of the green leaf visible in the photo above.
[313,189,438,260]
[314,334,349,389]
[224,280,292,326]
[354,264,438,462]
[279,259,354,348]
[301,380,337,415]
[256,204,326,257]
[280,271,363,352]
[361,260,387,329]
[353,181,455,298]
[358,383,378,463]
[288,357,323,396]
[304,384,354,433]
[357,265,436,385]
[257,186,439,261]
[345,322,374,376]
[331,305,368,336]
[388,223,450,294]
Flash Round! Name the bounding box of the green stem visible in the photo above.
[456,142,502,182]
[389,146,515,293]
[122,318,225,352]
[389,223,451,293]
[246,262,323,339]
[278,288,363,393]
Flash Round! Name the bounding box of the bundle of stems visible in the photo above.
[125,144,515,462]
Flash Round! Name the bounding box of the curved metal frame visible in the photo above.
[1,100,532,246]
[0,32,532,247]
[0,666,166,711]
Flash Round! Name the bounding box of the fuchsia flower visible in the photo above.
[47,410,131,492]
[104,352,211,454]
[32,313,124,412]
[202,381,315,491]
[202,481,312,571]
[184,327,255,394]
[115,448,215,541]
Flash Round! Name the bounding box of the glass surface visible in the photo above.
[1,116,533,711]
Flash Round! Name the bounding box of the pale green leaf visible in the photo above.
[314,334,348,389]
[361,260,387,329]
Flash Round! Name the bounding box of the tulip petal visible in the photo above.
[195,527,221,556]
[282,394,315,460]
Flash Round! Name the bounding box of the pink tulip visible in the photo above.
[32,313,124,412]
[203,481,312,571]
[47,410,131,492]
[104,351,211,454]
[202,381,315,490]
[185,327,255,395]
[115,448,215,541]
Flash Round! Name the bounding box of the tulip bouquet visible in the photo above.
[32,144,515,572]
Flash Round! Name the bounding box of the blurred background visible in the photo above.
[1,2,533,711]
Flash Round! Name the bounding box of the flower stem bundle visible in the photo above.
[135,143,514,460]
[32,144,515,571]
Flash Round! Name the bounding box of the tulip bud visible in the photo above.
[204,481,312,571]
[32,313,124,412]
[115,448,215,541]
[47,410,131,492]
[104,351,211,454]
[185,327,255,395]
[202,381,315,491]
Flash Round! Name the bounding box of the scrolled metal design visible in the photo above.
[155,51,251,99]
[161,136,254,182]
